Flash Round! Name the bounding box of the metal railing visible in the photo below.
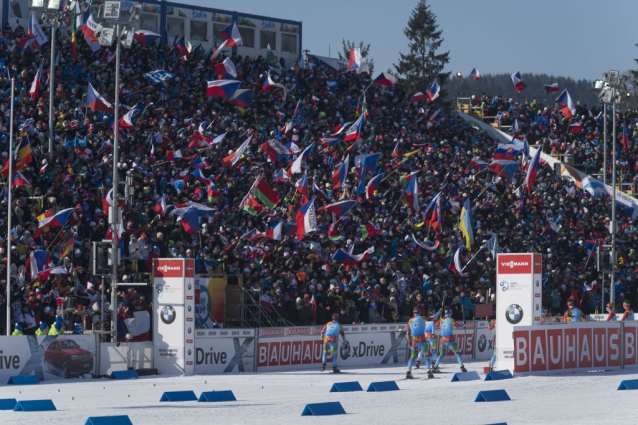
[240,288,295,328]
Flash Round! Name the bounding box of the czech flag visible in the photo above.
[87,83,114,113]
[343,116,363,142]
[313,182,329,199]
[119,108,141,129]
[567,122,582,134]
[373,72,397,86]
[511,71,526,92]
[190,155,208,170]
[264,222,283,241]
[191,168,212,186]
[487,160,520,180]
[556,89,576,118]
[35,207,75,237]
[622,120,629,152]
[222,136,252,166]
[332,155,349,190]
[404,172,419,210]
[206,79,240,99]
[29,62,42,102]
[133,30,160,46]
[215,57,237,80]
[175,36,192,56]
[470,68,480,80]
[332,247,374,265]
[430,197,442,234]
[319,200,357,221]
[296,198,317,241]
[289,143,314,175]
[262,72,287,98]
[354,152,381,173]
[229,89,253,108]
[154,195,168,218]
[320,137,340,147]
[426,81,440,102]
[345,47,361,73]
[295,172,309,203]
[166,150,182,161]
[366,172,384,200]
[410,92,425,103]
[273,168,289,183]
[545,83,559,93]
[180,207,201,233]
[221,22,242,47]
[525,146,541,194]
[261,139,292,163]
[493,143,523,160]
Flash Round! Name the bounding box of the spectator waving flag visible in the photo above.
[410,234,439,251]
[252,175,280,209]
[345,47,361,72]
[622,120,629,152]
[458,198,474,249]
[332,154,349,190]
[175,36,192,56]
[493,143,523,160]
[222,136,252,166]
[29,61,42,102]
[373,72,397,86]
[487,159,519,180]
[470,68,480,80]
[35,208,75,237]
[296,198,317,241]
[119,108,141,129]
[343,116,363,142]
[525,146,542,194]
[206,79,240,99]
[319,200,358,221]
[354,152,381,173]
[27,13,48,50]
[133,30,160,46]
[410,92,425,103]
[556,89,576,118]
[366,172,384,200]
[143,70,174,84]
[567,122,582,134]
[264,222,283,241]
[425,81,440,102]
[332,247,374,265]
[87,83,114,112]
[215,57,237,79]
[229,89,253,108]
[511,71,526,92]
[289,143,314,175]
[221,22,242,47]
[404,171,419,210]
[545,83,559,93]
[260,139,292,163]
[295,172,309,203]
[262,72,288,98]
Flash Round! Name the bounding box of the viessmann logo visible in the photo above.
[500,261,529,268]
[156,265,181,272]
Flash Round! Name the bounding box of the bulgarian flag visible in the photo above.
[252,176,280,209]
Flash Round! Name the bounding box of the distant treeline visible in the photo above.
[451,73,599,108]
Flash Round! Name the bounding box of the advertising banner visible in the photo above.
[194,329,256,374]
[512,322,638,373]
[475,320,496,361]
[0,335,96,385]
[496,253,542,371]
[153,259,195,376]
[195,275,226,328]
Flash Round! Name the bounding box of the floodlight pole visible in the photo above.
[610,86,617,310]
[48,19,56,159]
[111,22,121,342]
[5,78,14,336]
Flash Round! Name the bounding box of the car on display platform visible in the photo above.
[43,338,94,378]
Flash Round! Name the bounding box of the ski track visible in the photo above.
[0,361,637,424]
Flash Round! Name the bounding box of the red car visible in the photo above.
[43,338,94,378]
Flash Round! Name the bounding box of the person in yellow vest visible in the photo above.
[48,321,64,336]
[11,324,23,336]
[35,322,49,335]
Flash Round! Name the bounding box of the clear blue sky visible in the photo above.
[190,0,637,81]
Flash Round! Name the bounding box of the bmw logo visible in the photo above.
[188,327,192,334]
[506,304,524,324]
[536,303,540,311]
[188,283,192,290]
[188,305,192,312]
[478,334,487,352]
[161,305,176,324]
[535,280,540,287]
[188,349,192,356]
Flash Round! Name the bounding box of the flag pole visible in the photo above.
[5,77,14,335]
[461,243,487,272]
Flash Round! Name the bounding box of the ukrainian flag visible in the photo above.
[458,198,474,250]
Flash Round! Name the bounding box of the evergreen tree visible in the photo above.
[337,40,375,74]
[394,0,450,102]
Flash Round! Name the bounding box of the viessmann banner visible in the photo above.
[194,329,256,374]
[0,335,96,385]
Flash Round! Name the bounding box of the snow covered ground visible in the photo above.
[1,361,637,424]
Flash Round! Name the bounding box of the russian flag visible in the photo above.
[35,207,75,237]
[373,72,397,86]
[221,22,242,47]
[295,172,309,203]
[493,143,523,160]
[365,172,384,200]
[332,247,374,265]
[404,171,419,210]
[319,200,357,221]
[345,47,361,72]
[332,154,349,190]
[525,146,541,194]
[487,160,520,180]
[410,92,425,103]
[511,71,526,92]
[556,89,576,118]
[119,108,141,129]
[622,120,629,152]
[470,68,480,80]
[215,57,237,80]
[229,89,253,108]
[87,83,114,113]
[206,79,240,99]
[133,30,160,46]
[296,198,317,241]
[426,81,440,102]
[545,83,559,93]
[29,62,42,102]
[342,116,363,142]
[567,122,582,134]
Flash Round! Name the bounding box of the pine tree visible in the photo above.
[394,0,450,103]
[338,40,375,74]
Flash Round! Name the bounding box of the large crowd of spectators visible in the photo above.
[0,19,637,335]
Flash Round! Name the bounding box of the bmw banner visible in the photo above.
[496,253,543,372]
